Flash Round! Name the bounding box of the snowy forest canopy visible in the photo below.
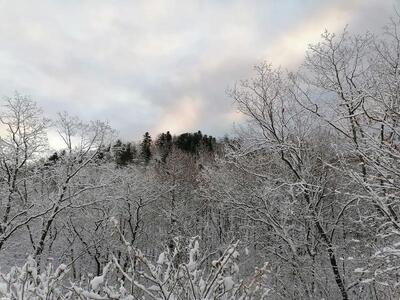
[1,16,400,300]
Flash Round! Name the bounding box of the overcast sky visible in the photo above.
[0,0,395,143]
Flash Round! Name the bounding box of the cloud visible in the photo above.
[264,0,395,68]
[265,3,355,68]
[0,0,395,144]
[153,96,202,135]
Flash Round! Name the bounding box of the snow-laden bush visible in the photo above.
[0,236,270,299]
[0,256,69,299]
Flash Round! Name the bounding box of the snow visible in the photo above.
[354,268,365,273]
[90,262,111,291]
[80,290,109,299]
[224,276,235,290]
[361,278,374,284]
[54,263,67,277]
[188,240,199,272]
[157,252,166,265]
[109,216,119,227]
[211,260,219,267]
[90,275,104,291]
[0,282,6,295]
[232,263,239,274]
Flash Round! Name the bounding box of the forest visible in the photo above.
[1,16,400,300]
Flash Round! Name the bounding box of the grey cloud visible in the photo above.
[0,0,396,144]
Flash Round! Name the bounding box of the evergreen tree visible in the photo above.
[97,145,111,161]
[140,132,152,163]
[120,142,135,164]
[174,130,216,155]
[48,152,59,163]
[112,139,123,166]
[112,140,135,166]
[165,131,172,144]
[156,131,173,162]
[165,131,173,160]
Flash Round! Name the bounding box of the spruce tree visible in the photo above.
[156,131,173,162]
[140,132,152,163]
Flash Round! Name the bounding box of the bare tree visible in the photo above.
[0,93,48,251]
[29,112,114,265]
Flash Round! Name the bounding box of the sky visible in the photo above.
[0,0,396,144]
